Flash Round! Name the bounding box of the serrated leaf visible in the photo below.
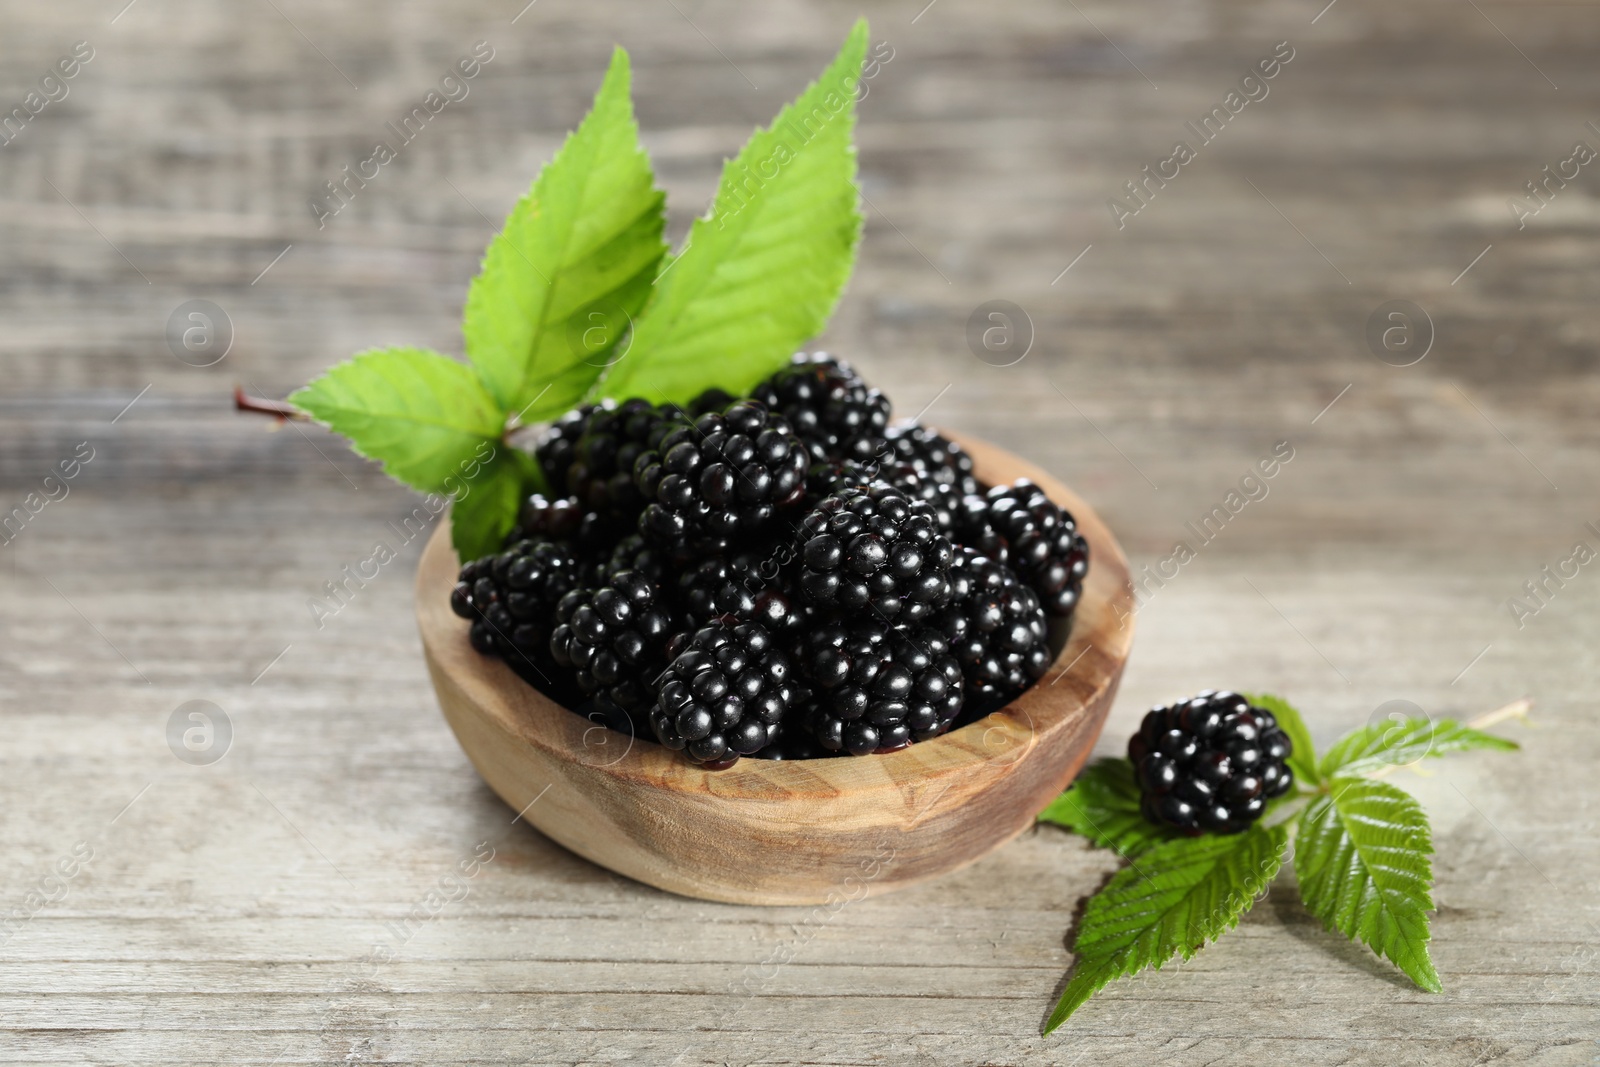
[1296,777,1441,992]
[464,47,667,422]
[1245,692,1321,788]
[290,347,503,493]
[1038,758,1181,858]
[448,453,524,560]
[596,20,868,405]
[1320,717,1518,779]
[1043,823,1288,1034]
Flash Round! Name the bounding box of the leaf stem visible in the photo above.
[234,386,307,421]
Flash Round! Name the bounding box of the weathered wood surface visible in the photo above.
[1,0,1596,1063]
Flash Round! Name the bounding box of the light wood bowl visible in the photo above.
[416,432,1134,905]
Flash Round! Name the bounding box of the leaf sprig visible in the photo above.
[290,23,871,559]
[1037,696,1523,1034]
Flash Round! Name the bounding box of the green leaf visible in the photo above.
[1038,758,1181,858]
[290,347,503,493]
[1244,692,1321,788]
[448,452,524,560]
[596,19,868,405]
[1295,777,1442,993]
[463,46,667,422]
[1043,823,1288,1034]
[1320,717,1518,779]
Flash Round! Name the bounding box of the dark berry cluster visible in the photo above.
[752,353,891,463]
[450,355,1093,766]
[1128,691,1295,835]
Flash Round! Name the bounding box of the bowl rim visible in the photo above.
[415,428,1135,799]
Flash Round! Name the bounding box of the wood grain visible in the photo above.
[418,432,1133,904]
[2,0,1598,1063]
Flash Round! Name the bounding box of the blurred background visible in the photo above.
[2,1,1595,1063]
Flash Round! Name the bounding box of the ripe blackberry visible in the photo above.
[1127,691,1295,835]
[513,493,584,542]
[796,481,956,624]
[688,387,737,417]
[549,571,682,727]
[451,540,584,700]
[752,352,891,463]
[799,620,965,755]
[633,399,808,557]
[650,622,798,766]
[674,555,801,635]
[566,399,687,520]
[593,533,668,585]
[963,480,1089,617]
[939,548,1051,713]
[535,404,596,495]
[881,423,980,495]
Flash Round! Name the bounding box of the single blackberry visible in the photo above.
[963,480,1089,618]
[592,533,668,585]
[549,571,682,727]
[799,620,965,754]
[513,493,584,542]
[650,622,798,766]
[938,548,1051,713]
[674,555,801,635]
[451,540,584,700]
[752,353,891,463]
[688,387,737,417]
[535,404,597,495]
[1127,690,1295,835]
[796,481,956,624]
[881,423,980,495]
[633,399,808,557]
[566,399,687,521]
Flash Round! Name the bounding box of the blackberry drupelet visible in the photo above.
[688,387,737,417]
[451,539,585,699]
[650,622,798,766]
[796,481,956,624]
[565,398,687,521]
[549,571,682,728]
[752,352,892,463]
[798,620,965,755]
[964,480,1089,618]
[535,404,597,496]
[591,533,668,585]
[633,399,809,557]
[1127,690,1295,835]
[938,547,1051,713]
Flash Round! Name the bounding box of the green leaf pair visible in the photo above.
[1038,696,1519,1034]
[290,23,871,560]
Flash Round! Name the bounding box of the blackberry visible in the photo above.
[650,622,798,766]
[799,620,965,755]
[674,555,801,635]
[549,571,682,727]
[688,387,737,417]
[752,352,891,463]
[451,540,584,700]
[1127,691,1295,835]
[593,533,668,585]
[535,404,596,495]
[796,481,956,624]
[513,493,584,542]
[566,399,687,521]
[633,399,808,557]
[964,480,1089,618]
[881,423,980,496]
[938,548,1051,713]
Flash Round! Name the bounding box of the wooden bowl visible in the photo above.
[416,432,1134,905]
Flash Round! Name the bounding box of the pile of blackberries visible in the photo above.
[451,353,1091,768]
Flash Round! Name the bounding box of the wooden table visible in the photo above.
[2,0,1596,1063]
